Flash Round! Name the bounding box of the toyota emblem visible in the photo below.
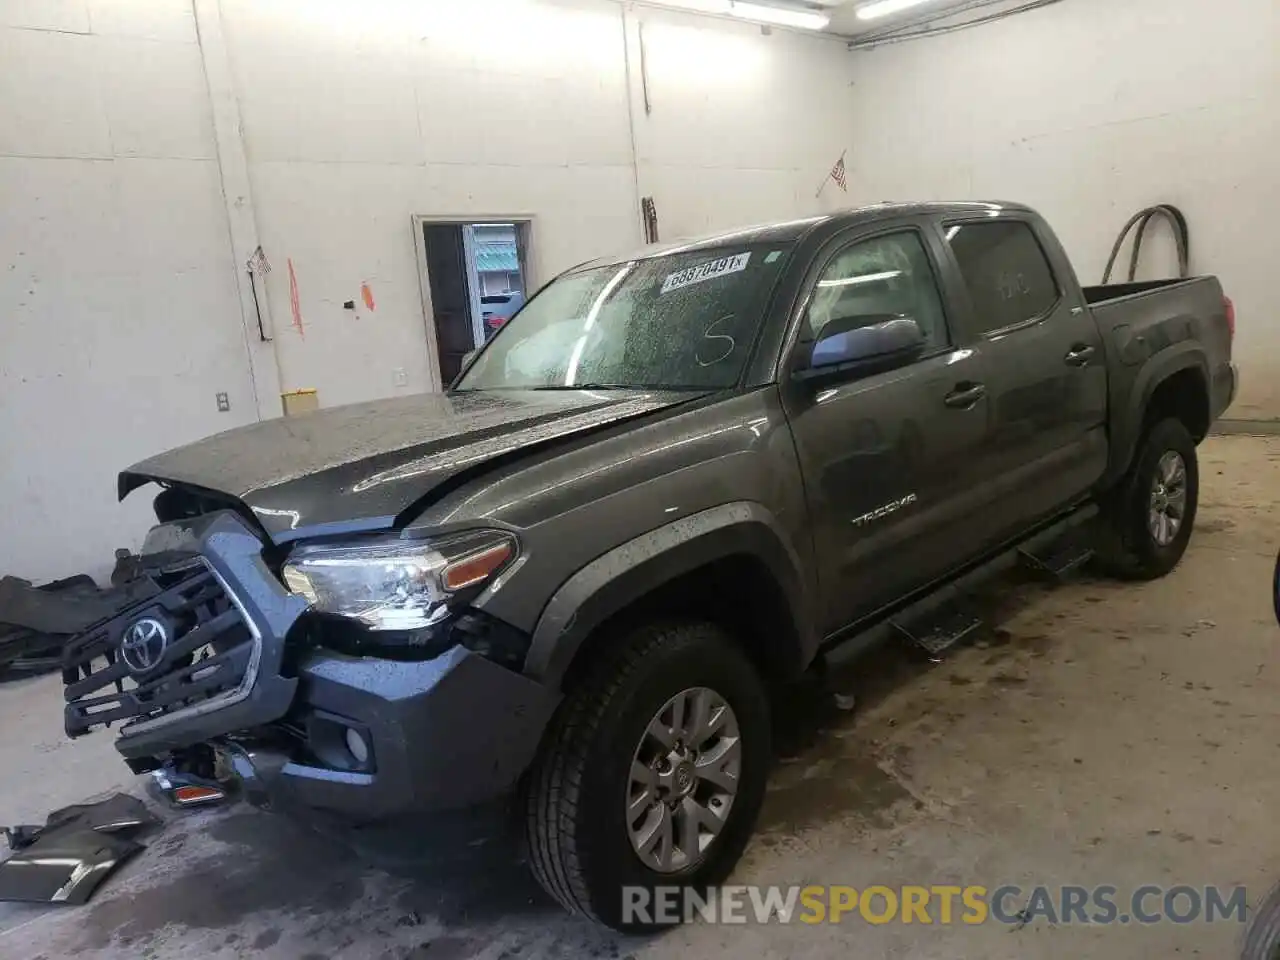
[120,617,169,674]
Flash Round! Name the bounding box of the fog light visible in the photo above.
[345,727,370,765]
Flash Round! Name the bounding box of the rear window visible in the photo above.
[946,221,1059,334]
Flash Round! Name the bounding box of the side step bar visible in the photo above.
[891,607,984,658]
[822,503,1099,666]
[1018,532,1095,581]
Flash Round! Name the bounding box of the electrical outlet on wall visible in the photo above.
[392,368,408,387]
[216,392,230,412]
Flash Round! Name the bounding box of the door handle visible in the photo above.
[944,383,986,409]
[1064,344,1096,367]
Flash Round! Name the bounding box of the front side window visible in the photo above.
[802,231,950,355]
[946,221,1059,333]
[456,243,795,391]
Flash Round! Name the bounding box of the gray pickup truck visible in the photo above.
[62,202,1236,928]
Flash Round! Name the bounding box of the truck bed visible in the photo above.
[1084,275,1226,350]
[1084,273,1235,487]
[1081,276,1207,307]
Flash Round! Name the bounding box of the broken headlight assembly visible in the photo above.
[281,530,525,663]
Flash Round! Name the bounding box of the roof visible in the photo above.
[575,201,1027,271]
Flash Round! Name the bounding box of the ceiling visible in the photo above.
[631,0,1047,41]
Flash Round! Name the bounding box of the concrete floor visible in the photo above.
[3,434,1279,959]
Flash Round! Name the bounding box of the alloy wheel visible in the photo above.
[626,687,741,874]
[1148,450,1188,547]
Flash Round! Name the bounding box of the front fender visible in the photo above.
[524,502,816,689]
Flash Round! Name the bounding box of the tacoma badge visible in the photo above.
[852,494,918,528]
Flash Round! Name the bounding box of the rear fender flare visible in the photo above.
[524,502,814,689]
[1107,344,1208,485]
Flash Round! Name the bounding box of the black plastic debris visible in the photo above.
[45,793,158,836]
[2,825,41,851]
[4,793,158,852]
[0,575,118,635]
[0,794,159,904]
[0,829,142,905]
[0,574,156,677]
[110,548,143,587]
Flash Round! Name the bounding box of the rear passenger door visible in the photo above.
[780,223,993,633]
[941,216,1108,545]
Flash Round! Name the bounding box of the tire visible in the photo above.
[1241,880,1280,960]
[1094,417,1199,580]
[524,620,771,931]
[1272,547,1280,629]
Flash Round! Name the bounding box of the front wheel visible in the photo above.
[524,620,771,930]
[1241,880,1280,959]
[1094,417,1200,580]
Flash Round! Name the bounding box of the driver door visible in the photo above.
[780,224,992,633]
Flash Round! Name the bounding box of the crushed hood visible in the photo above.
[120,389,693,542]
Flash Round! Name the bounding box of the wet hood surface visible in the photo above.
[121,389,695,542]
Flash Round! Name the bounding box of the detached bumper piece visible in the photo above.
[0,794,158,905]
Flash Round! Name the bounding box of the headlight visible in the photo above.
[281,530,517,631]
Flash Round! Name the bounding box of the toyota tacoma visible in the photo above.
[62,202,1237,928]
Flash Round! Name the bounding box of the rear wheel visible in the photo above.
[1094,417,1199,580]
[524,620,771,931]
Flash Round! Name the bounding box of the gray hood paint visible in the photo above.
[119,389,697,542]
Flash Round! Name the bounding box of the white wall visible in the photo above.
[1,0,855,581]
[222,0,856,405]
[845,0,1280,419]
[0,0,258,582]
[626,6,854,237]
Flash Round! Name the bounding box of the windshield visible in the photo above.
[455,242,795,391]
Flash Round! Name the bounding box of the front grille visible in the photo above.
[63,560,258,738]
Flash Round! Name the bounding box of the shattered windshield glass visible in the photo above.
[455,243,795,391]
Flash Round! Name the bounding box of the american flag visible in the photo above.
[830,153,848,192]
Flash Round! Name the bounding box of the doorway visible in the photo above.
[415,219,532,388]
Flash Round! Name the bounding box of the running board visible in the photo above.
[1018,533,1095,581]
[891,606,984,658]
[820,502,1100,669]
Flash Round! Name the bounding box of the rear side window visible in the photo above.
[946,221,1059,334]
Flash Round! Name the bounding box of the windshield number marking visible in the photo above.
[661,252,752,294]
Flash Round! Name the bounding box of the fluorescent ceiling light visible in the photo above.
[856,0,941,21]
[729,1,830,29]
[656,0,733,13]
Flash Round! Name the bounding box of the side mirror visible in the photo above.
[796,314,926,380]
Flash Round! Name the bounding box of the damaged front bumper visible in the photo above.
[62,510,559,824]
[222,645,557,822]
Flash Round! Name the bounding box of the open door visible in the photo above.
[421,223,476,387]
[418,219,533,389]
